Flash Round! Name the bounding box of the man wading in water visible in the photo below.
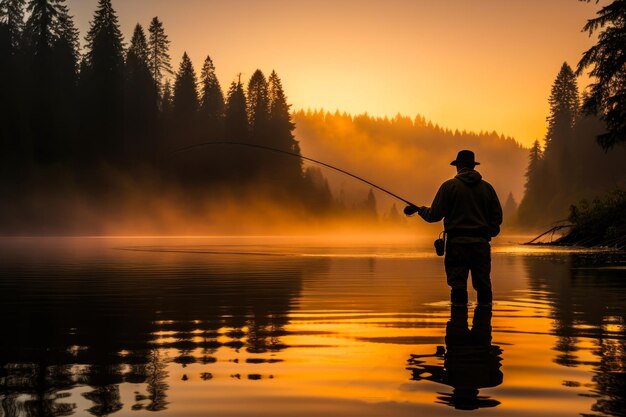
[410,150,503,306]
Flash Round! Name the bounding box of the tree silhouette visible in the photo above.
[82,0,125,162]
[224,78,250,180]
[21,0,79,164]
[0,0,26,173]
[542,63,579,219]
[361,188,378,220]
[124,23,158,163]
[577,0,626,150]
[161,79,173,115]
[24,0,64,54]
[172,52,199,134]
[247,69,270,144]
[268,70,302,181]
[224,77,248,142]
[0,0,25,51]
[199,55,224,140]
[502,192,518,223]
[147,16,172,95]
[545,63,579,152]
[50,3,79,162]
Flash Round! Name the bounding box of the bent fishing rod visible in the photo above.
[171,141,421,214]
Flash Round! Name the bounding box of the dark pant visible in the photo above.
[444,241,492,305]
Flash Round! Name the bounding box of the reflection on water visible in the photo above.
[0,237,624,417]
[407,305,503,410]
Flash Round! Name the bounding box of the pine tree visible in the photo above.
[247,69,269,143]
[223,78,250,180]
[161,80,173,115]
[0,0,25,51]
[24,0,64,54]
[524,140,543,193]
[124,24,158,163]
[127,24,148,64]
[172,52,199,120]
[22,0,78,164]
[50,3,79,161]
[82,0,125,161]
[147,16,172,95]
[0,0,26,170]
[362,188,378,220]
[267,70,302,180]
[199,55,224,139]
[224,78,248,142]
[542,63,579,215]
[517,140,545,227]
[545,63,579,153]
[503,192,518,221]
[577,0,626,150]
[84,0,124,71]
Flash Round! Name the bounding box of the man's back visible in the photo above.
[411,150,502,306]
[420,168,502,241]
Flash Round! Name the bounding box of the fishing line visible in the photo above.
[171,141,419,211]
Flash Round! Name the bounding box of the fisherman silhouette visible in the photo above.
[406,150,503,305]
[407,305,503,410]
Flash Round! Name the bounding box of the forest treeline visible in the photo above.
[514,0,626,248]
[0,0,530,233]
[516,62,626,230]
[294,110,527,225]
[0,0,337,233]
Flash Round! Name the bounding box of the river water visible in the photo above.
[0,236,624,417]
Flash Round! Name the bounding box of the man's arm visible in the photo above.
[488,186,503,237]
[418,184,447,223]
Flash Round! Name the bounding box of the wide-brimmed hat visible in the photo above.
[450,150,480,166]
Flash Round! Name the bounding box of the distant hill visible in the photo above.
[294,110,528,215]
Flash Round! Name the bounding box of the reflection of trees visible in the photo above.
[524,254,626,417]
[0,255,322,415]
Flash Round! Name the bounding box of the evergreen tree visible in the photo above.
[199,55,224,139]
[503,192,518,222]
[172,52,199,122]
[385,203,404,224]
[124,24,158,163]
[545,63,579,152]
[50,4,79,161]
[0,0,26,170]
[577,0,626,149]
[224,78,248,142]
[223,78,249,180]
[161,80,173,115]
[541,63,579,217]
[24,0,64,54]
[82,0,125,162]
[362,188,378,219]
[246,70,269,143]
[23,0,78,163]
[147,16,172,95]
[0,0,25,50]
[267,70,302,180]
[127,23,148,63]
[524,140,543,193]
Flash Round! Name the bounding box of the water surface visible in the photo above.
[0,236,624,416]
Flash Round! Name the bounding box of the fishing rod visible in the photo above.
[171,141,421,215]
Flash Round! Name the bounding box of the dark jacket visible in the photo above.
[419,169,503,241]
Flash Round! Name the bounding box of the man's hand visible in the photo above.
[404,205,426,217]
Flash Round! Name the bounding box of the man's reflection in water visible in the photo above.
[407,305,503,410]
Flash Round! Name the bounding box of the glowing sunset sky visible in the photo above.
[67,0,604,146]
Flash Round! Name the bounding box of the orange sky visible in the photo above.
[67,0,605,146]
